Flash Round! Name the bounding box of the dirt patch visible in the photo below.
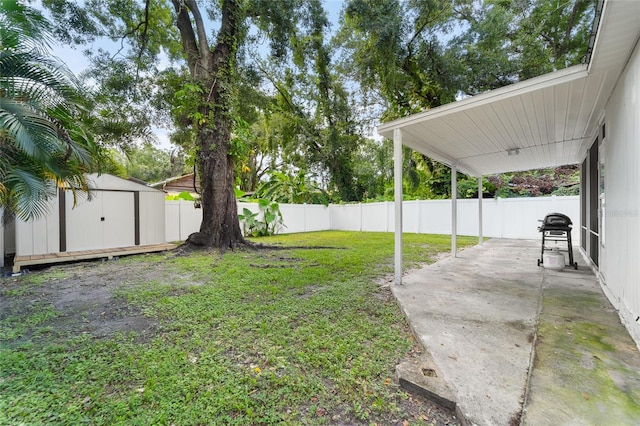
[0,256,195,342]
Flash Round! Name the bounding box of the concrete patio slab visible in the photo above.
[392,239,640,426]
[522,263,640,425]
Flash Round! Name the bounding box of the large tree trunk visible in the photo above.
[173,0,245,249]
[196,117,244,248]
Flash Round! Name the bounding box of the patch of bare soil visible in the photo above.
[0,256,194,342]
[395,394,460,426]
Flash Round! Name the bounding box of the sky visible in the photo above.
[48,0,347,151]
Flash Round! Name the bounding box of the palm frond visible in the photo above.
[3,167,56,220]
[0,99,60,158]
[0,1,98,220]
[0,0,54,52]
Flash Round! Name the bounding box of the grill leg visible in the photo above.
[539,233,546,265]
[567,230,577,269]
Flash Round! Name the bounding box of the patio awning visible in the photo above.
[377,0,640,177]
[380,0,640,284]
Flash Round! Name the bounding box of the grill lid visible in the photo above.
[539,212,573,231]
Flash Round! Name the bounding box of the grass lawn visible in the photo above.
[0,231,477,425]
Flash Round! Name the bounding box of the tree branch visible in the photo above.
[254,59,299,114]
[559,0,585,59]
[183,0,211,71]
[171,0,200,75]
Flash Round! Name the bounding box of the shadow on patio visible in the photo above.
[393,239,640,425]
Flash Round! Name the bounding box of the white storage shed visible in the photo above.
[2,174,171,272]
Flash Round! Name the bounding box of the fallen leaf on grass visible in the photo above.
[582,393,590,400]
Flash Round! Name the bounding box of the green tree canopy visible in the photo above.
[338,0,595,199]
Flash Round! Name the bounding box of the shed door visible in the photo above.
[102,192,135,249]
[65,191,135,251]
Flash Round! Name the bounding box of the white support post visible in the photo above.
[478,176,483,245]
[394,129,403,285]
[451,164,457,257]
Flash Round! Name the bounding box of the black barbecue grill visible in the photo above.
[537,212,578,269]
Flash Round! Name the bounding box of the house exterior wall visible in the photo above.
[600,39,640,344]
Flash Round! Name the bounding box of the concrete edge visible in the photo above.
[395,355,456,411]
[519,272,546,425]
[390,281,471,424]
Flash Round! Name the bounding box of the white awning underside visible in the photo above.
[377,0,640,177]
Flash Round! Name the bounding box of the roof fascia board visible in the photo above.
[586,0,609,74]
[377,64,588,136]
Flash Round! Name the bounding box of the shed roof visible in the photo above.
[85,173,162,192]
[377,0,640,177]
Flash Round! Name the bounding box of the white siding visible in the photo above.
[66,191,135,252]
[15,194,60,256]
[139,191,166,245]
[600,40,640,344]
[7,175,166,258]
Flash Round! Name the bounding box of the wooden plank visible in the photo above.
[11,243,176,273]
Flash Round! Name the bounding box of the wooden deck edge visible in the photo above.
[12,243,176,273]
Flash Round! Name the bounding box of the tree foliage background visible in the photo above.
[15,0,594,239]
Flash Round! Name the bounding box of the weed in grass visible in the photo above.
[0,302,59,341]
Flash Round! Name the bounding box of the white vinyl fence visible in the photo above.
[165,196,580,242]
